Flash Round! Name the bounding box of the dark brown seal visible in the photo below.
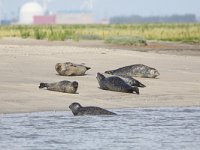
[69,102,117,116]
[96,73,139,94]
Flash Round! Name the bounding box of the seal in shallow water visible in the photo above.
[103,73,146,87]
[69,102,117,116]
[96,73,139,94]
[55,62,91,76]
[39,80,78,94]
[105,64,160,78]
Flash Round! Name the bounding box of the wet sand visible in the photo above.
[0,38,200,114]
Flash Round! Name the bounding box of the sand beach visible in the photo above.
[0,38,200,114]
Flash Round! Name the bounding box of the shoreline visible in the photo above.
[2,105,200,115]
[1,37,200,56]
[0,38,200,114]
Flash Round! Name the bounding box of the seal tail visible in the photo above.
[137,81,146,88]
[39,83,48,89]
[133,87,139,95]
[139,83,146,88]
[133,80,146,88]
[86,66,91,70]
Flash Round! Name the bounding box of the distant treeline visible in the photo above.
[110,14,197,24]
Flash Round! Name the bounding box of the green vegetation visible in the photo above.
[0,23,200,44]
[105,36,147,46]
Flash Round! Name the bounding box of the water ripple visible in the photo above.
[0,107,200,150]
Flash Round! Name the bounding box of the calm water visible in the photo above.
[0,107,200,150]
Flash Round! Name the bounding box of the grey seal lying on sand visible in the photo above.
[55,62,91,76]
[69,102,117,116]
[105,64,160,78]
[39,80,78,94]
[103,73,146,87]
[96,73,139,94]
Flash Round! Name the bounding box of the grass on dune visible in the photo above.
[0,23,200,44]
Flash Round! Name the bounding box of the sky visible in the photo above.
[1,0,200,20]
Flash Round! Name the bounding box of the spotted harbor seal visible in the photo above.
[39,80,78,94]
[105,64,160,78]
[69,102,117,116]
[96,73,139,94]
[55,62,91,76]
[103,73,146,87]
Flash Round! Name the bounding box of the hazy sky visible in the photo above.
[1,0,200,19]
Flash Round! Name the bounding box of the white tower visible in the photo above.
[19,1,44,24]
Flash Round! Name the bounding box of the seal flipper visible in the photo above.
[132,86,139,94]
[39,83,48,89]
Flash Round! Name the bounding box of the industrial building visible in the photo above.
[18,0,105,25]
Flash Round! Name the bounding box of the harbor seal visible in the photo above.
[39,80,78,94]
[103,73,146,87]
[69,102,117,116]
[55,62,91,76]
[96,73,139,94]
[105,64,160,78]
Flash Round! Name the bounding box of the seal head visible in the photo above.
[149,69,160,78]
